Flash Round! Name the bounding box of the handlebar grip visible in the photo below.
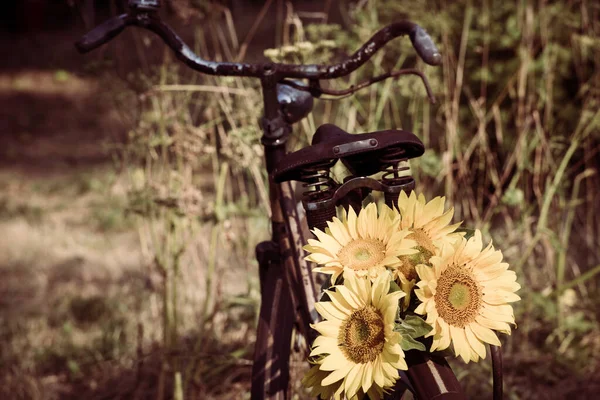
[75,15,129,53]
[410,26,442,66]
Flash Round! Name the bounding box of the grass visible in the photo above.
[2,0,599,399]
[0,164,261,399]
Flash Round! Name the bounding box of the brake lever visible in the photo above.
[280,68,437,104]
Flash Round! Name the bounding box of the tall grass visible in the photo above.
[117,6,271,398]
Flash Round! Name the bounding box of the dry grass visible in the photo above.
[0,163,263,400]
[0,66,264,399]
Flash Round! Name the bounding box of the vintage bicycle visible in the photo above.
[76,1,504,399]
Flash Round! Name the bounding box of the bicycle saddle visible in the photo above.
[273,123,424,183]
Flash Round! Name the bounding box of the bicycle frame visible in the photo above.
[254,77,466,400]
[250,74,319,398]
[74,2,480,399]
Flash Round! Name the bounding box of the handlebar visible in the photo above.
[75,14,130,53]
[75,8,441,81]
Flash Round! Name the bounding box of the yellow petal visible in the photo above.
[306,252,336,265]
[315,301,348,320]
[372,357,385,388]
[306,239,336,256]
[346,207,359,239]
[313,228,342,254]
[449,325,471,363]
[312,320,342,337]
[326,288,355,311]
[356,204,371,238]
[469,322,501,346]
[475,315,511,334]
[327,217,352,246]
[361,361,374,393]
[416,264,435,282]
[484,279,521,292]
[310,336,338,356]
[321,362,353,386]
[344,272,369,302]
[414,301,427,315]
[313,265,342,276]
[476,264,510,281]
[344,364,363,398]
[465,324,487,360]
[483,290,521,304]
[335,285,364,309]
[320,349,348,371]
[371,273,395,309]
[481,304,515,324]
[438,320,452,350]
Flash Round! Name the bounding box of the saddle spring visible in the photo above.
[299,159,337,231]
[298,159,337,201]
[380,145,414,207]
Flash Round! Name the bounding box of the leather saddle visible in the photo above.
[273,123,424,183]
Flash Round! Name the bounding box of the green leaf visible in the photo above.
[455,227,476,240]
[389,280,402,293]
[395,314,433,352]
[396,321,418,336]
[400,335,427,352]
[401,314,433,338]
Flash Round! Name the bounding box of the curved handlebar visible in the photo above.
[75,14,130,53]
[76,11,441,80]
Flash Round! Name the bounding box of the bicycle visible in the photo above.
[76,1,504,399]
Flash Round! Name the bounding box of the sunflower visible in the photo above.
[390,191,463,304]
[302,364,343,399]
[304,202,417,283]
[306,271,407,399]
[414,230,521,363]
[302,365,385,400]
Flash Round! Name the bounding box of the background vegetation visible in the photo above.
[1,0,599,399]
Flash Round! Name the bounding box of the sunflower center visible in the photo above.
[339,305,385,363]
[337,239,386,271]
[354,248,371,261]
[434,265,482,327]
[448,283,471,309]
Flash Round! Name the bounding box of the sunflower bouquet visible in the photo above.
[302,191,521,399]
